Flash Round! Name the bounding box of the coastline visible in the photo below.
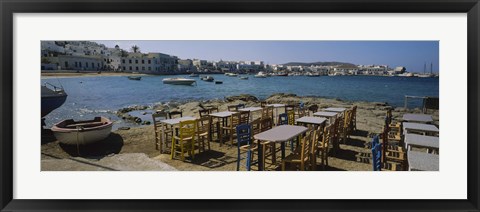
[41,93,439,171]
[41,72,149,79]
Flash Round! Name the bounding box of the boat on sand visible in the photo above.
[41,83,68,117]
[51,116,113,145]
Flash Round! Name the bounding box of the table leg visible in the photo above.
[258,140,263,171]
[281,142,285,159]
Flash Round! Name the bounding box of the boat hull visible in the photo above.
[51,117,113,145]
[163,78,196,85]
[41,93,67,117]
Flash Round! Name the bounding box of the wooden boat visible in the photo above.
[128,76,142,80]
[51,117,113,145]
[163,78,196,85]
[41,83,67,117]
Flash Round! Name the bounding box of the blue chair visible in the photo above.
[278,113,288,125]
[236,124,257,171]
[371,135,382,171]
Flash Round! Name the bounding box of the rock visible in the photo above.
[225,94,258,102]
[144,121,151,125]
[118,127,130,130]
[134,117,142,123]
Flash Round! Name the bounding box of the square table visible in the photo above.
[210,111,238,145]
[403,113,434,123]
[160,116,196,125]
[254,125,308,170]
[403,122,439,136]
[407,151,439,171]
[239,107,263,121]
[323,107,347,113]
[267,104,286,125]
[296,116,327,128]
[404,133,439,152]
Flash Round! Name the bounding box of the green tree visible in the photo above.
[130,45,140,53]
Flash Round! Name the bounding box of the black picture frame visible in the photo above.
[1,0,479,211]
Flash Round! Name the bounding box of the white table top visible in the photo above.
[313,111,338,117]
[209,111,237,118]
[403,122,439,133]
[296,116,327,125]
[403,113,434,123]
[324,107,347,113]
[254,125,308,143]
[408,151,439,171]
[266,104,285,108]
[239,107,263,112]
[404,133,439,149]
[160,116,196,125]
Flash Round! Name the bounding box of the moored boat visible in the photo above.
[215,81,223,84]
[41,83,68,117]
[128,76,142,80]
[239,76,249,80]
[189,73,199,77]
[254,72,267,78]
[201,76,214,82]
[163,78,196,85]
[51,116,113,145]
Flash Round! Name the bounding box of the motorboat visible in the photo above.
[51,116,113,145]
[201,76,214,82]
[306,73,321,77]
[127,76,141,80]
[225,73,238,77]
[163,78,196,85]
[41,83,67,117]
[276,72,288,76]
[189,73,199,77]
[215,81,223,84]
[254,72,267,78]
[239,76,249,80]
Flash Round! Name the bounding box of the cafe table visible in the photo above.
[209,111,237,145]
[404,133,439,153]
[403,122,439,136]
[238,107,263,121]
[253,125,308,170]
[266,104,286,125]
[407,151,439,171]
[296,116,327,129]
[313,111,338,123]
[323,107,347,113]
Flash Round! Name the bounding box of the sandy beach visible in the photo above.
[41,93,439,171]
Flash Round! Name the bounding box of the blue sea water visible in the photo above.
[41,75,439,128]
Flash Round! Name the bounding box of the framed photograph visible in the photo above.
[1,0,479,211]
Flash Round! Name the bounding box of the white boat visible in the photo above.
[254,72,267,78]
[417,73,434,78]
[225,73,238,77]
[239,76,249,80]
[398,72,414,77]
[189,73,199,77]
[163,78,196,85]
[51,117,113,145]
[201,76,214,82]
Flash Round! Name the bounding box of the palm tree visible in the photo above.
[130,45,140,53]
[120,49,129,57]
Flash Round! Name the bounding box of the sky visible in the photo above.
[94,40,439,73]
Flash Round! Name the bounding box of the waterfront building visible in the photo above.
[54,55,105,71]
[333,65,359,75]
[178,59,196,72]
[120,53,178,74]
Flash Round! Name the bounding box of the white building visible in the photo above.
[55,55,105,71]
[120,53,178,73]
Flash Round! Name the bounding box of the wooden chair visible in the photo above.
[199,109,210,118]
[152,111,172,154]
[350,105,357,131]
[171,120,196,161]
[208,106,219,113]
[261,106,274,120]
[372,135,402,171]
[339,109,352,144]
[309,127,322,171]
[260,101,268,108]
[330,116,341,154]
[282,130,313,171]
[381,117,406,170]
[308,104,319,114]
[236,124,258,171]
[260,117,277,168]
[251,118,262,135]
[168,110,183,119]
[287,110,296,151]
[318,124,333,170]
[285,104,295,115]
[228,105,239,112]
[237,103,246,109]
[239,111,250,124]
[221,113,241,146]
[278,113,288,125]
[196,116,210,153]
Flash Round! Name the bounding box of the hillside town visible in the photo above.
[41,41,435,77]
